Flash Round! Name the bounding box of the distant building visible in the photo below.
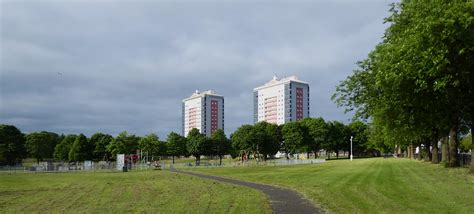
[253,75,309,125]
[182,90,224,137]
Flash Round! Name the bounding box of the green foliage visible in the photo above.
[25,131,60,163]
[231,125,257,156]
[281,122,307,155]
[54,134,76,161]
[323,121,348,158]
[210,129,230,156]
[300,118,328,155]
[89,133,113,161]
[68,134,94,162]
[348,121,370,155]
[460,134,472,152]
[332,1,474,165]
[254,122,281,160]
[166,132,187,160]
[107,131,140,158]
[139,133,167,160]
[186,128,210,165]
[0,124,26,165]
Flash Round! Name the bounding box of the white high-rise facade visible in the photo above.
[182,90,224,137]
[253,76,309,125]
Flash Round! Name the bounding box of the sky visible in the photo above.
[1,0,394,138]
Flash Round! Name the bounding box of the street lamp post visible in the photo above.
[350,136,353,161]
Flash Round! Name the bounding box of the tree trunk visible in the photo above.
[407,145,411,159]
[219,155,222,165]
[441,136,448,166]
[314,151,319,158]
[431,139,439,164]
[417,143,423,161]
[446,125,459,167]
[336,151,339,159]
[195,155,200,166]
[409,144,414,159]
[424,139,431,162]
[172,156,175,164]
[447,126,460,167]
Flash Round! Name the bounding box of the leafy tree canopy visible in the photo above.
[0,124,26,165]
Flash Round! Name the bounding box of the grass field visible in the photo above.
[0,170,270,213]
[190,158,474,213]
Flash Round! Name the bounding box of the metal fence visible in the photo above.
[165,158,326,169]
[0,158,327,173]
[0,161,118,173]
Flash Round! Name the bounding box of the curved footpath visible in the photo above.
[176,170,323,214]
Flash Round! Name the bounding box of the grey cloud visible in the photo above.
[1,1,394,137]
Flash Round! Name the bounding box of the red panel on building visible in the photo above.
[211,100,218,133]
[296,88,304,120]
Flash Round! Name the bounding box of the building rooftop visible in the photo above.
[254,75,308,91]
[183,89,223,101]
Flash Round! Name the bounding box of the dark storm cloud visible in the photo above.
[0,1,394,137]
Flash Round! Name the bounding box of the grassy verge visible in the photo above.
[0,170,270,213]
[190,158,474,213]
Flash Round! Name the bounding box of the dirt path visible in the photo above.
[176,170,323,214]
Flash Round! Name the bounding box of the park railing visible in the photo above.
[0,161,118,173]
[165,158,326,169]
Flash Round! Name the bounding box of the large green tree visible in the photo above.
[231,125,258,162]
[210,129,231,165]
[166,132,187,164]
[281,122,307,157]
[89,133,113,161]
[300,118,328,157]
[138,133,166,161]
[186,128,209,166]
[253,122,281,161]
[54,134,76,161]
[323,121,347,159]
[348,121,369,157]
[69,134,94,162]
[107,131,140,158]
[25,132,60,163]
[333,1,474,168]
[0,125,26,165]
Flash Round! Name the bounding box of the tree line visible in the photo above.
[0,118,376,166]
[332,1,474,172]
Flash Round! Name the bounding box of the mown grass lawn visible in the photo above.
[0,170,270,213]
[190,158,474,213]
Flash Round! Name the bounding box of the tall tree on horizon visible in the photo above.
[167,132,187,164]
[107,131,140,158]
[54,134,77,161]
[0,124,26,166]
[186,128,209,166]
[210,129,231,165]
[25,132,59,163]
[69,134,94,162]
